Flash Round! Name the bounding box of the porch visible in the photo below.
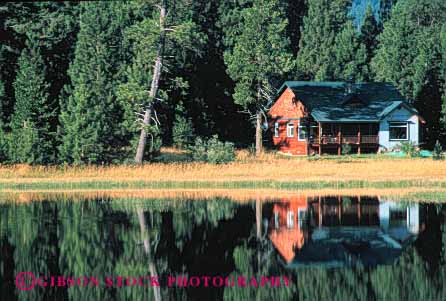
[308,123,379,155]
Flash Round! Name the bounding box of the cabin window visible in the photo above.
[287,123,294,137]
[389,122,408,141]
[274,212,280,229]
[298,123,318,141]
[298,209,307,229]
[298,123,307,141]
[287,211,294,228]
[274,122,279,137]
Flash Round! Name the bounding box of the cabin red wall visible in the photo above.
[269,88,308,155]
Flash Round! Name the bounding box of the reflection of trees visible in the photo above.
[59,200,120,300]
[137,208,161,301]
[223,199,298,300]
[1,199,446,300]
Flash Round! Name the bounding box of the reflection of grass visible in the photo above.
[1,179,446,191]
[1,148,446,191]
[2,188,446,204]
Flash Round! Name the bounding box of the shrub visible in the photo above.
[172,102,194,149]
[433,140,443,160]
[341,144,352,155]
[191,137,208,162]
[0,126,8,162]
[190,135,235,164]
[399,141,419,157]
[206,135,235,164]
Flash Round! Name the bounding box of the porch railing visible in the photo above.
[315,135,378,145]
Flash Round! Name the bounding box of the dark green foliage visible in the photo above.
[222,0,292,154]
[1,0,446,163]
[360,4,381,78]
[341,144,352,155]
[296,0,354,80]
[9,44,55,164]
[223,0,292,108]
[190,137,208,162]
[59,2,128,164]
[372,0,446,147]
[333,20,368,81]
[172,102,194,149]
[190,135,235,164]
[434,140,443,160]
[399,141,419,157]
[0,125,8,162]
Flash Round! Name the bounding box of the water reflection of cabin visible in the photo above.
[268,196,423,267]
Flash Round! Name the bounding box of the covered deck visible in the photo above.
[308,122,379,155]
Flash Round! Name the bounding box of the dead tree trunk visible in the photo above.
[255,84,263,157]
[255,111,263,157]
[137,208,161,301]
[134,1,166,164]
[256,198,262,239]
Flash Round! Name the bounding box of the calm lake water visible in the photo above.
[1,194,446,300]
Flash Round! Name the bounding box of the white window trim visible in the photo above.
[287,123,294,138]
[274,122,279,137]
[298,124,318,141]
[389,121,409,141]
[287,211,294,229]
[298,124,306,141]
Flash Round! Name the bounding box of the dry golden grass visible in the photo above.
[0,148,445,185]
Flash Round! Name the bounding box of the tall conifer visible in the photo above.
[296,0,352,81]
[59,2,127,164]
[223,0,293,156]
[10,43,55,163]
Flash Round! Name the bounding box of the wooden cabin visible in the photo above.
[268,81,425,155]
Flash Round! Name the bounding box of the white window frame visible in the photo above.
[286,123,294,138]
[274,122,279,137]
[298,123,318,141]
[389,121,409,141]
[287,211,294,229]
[298,123,306,141]
[274,212,279,229]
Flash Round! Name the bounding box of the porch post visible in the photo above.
[338,125,342,155]
[318,122,322,156]
[357,124,361,155]
[318,196,322,227]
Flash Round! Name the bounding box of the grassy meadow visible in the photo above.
[1,148,446,192]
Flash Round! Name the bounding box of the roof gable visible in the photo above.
[269,87,306,119]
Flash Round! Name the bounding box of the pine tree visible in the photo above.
[296,0,352,80]
[9,43,55,164]
[333,20,368,81]
[59,2,128,164]
[360,4,380,75]
[118,0,204,163]
[172,102,194,149]
[372,0,446,146]
[223,0,293,156]
[440,24,446,143]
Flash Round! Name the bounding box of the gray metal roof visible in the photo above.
[277,81,419,122]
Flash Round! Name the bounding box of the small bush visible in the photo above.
[172,102,194,149]
[0,126,8,162]
[206,135,235,164]
[399,141,419,157]
[341,144,352,155]
[190,135,235,164]
[433,140,443,160]
[191,137,207,162]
